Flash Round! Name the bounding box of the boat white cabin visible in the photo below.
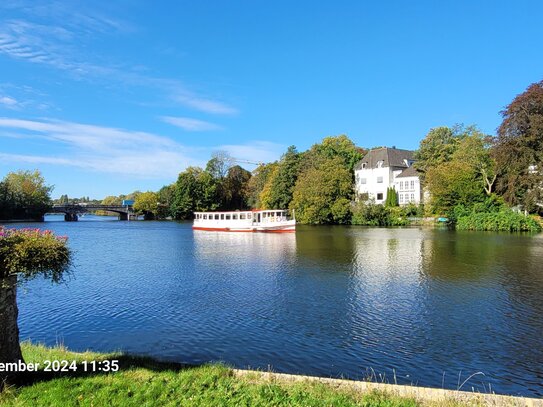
[193,209,295,233]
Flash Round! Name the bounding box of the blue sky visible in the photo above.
[1,1,542,199]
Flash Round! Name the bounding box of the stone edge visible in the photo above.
[232,369,543,406]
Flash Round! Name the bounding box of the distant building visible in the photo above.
[354,147,422,205]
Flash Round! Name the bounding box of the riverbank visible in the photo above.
[1,343,540,406]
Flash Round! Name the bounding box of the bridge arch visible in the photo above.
[49,204,137,221]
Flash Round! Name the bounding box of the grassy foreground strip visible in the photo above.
[0,343,450,407]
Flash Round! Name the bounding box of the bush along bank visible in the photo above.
[449,197,542,232]
[351,202,423,227]
[456,210,541,232]
[349,195,542,233]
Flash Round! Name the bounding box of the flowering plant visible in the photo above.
[0,226,70,283]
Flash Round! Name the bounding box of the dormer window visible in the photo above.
[362,163,367,169]
[377,160,383,168]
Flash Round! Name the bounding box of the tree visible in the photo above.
[310,135,364,171]
[0,170,53,221]
[414,126,466,181]
[222,165,252,210]
[425,160,485,215]
[134,191,159,220]
[0,227,70,383]
[157,184,175,219]
[171,167,219,219]
[453,131,497,196]
[246,162,278,208]
[205,150,234,180]
[290,156,353,224]
[494,80,543,212]
[101,195,122,206]
[260,146,300,209]
[384,187,398,207]
[172,167,202,220]
[58,194,69,204]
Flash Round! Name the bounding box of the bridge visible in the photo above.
[49,204,138,221]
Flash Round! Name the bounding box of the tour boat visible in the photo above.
[193,209,295,233]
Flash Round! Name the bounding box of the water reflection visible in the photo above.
[193,230,297,264]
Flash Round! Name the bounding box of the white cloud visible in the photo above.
[0,117,286,177]
[217,141,286,165]
[173,93,238,115]
[161,116,222,132]
[0,96,18,107]
[0,117,200,178]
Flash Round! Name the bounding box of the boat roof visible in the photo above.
[193,209,288,214]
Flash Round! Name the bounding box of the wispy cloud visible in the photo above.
[0,83,54,111]
[0,117,200,178]
[0,4,238,115]
[161,116,222,132]
[0,96,19,108]
[173,93,238,115]
[217,141,286,164]
[0,117,285,177]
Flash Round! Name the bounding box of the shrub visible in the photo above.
[0,227,70,282]
[351,202,409,226]
[456,210,542,232]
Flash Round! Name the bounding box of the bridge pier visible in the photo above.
[118,213,138,221]
[64,213,78,221]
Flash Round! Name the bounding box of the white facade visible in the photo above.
[354,148,421,205]
[394,176,421,205]
[355,166,402,204]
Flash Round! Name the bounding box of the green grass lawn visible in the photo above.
[0,342,428,406]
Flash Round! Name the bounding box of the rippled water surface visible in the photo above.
[8,215,543,396]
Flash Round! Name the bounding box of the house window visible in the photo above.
[410,180,415,189]
[362,163,367,169]
[411,193,415,202]
[377,160,383,168]
[399,194,403,204]
[377,176,383,183]
[399,181,403,190]
[360,178,367,184]
[377,193,383,200]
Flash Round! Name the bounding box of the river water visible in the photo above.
[6,215,543,397]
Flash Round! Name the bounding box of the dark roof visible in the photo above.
[396,166,419,178]
[354,147,415,170]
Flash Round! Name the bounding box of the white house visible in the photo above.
[354,147,422,205]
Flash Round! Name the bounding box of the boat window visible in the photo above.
[233,214,238,220]
[215,214,219,220]
[203,214,207,220]
[276,212,281,217]
[225,214,231,220]
[240,214,246,219]
[221,214,224,220]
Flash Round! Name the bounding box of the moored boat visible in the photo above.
[193,209,295,233]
